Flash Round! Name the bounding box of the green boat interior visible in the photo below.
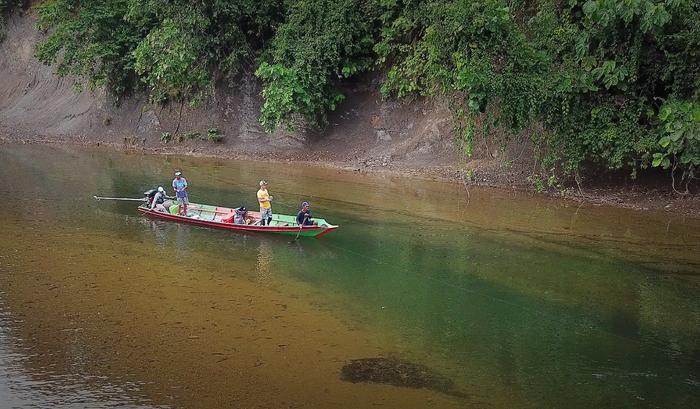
[144,202,332,228]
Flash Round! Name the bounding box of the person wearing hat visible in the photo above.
[172,171,189,216]
[257,180,273,226]
[296,201,317,226]
[150,186,169,212]
[233,206,252,225]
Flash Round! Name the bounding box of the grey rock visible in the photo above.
[376,129,392,141]
[136,110,160,134]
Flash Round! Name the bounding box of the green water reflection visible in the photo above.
[0,143,699,408]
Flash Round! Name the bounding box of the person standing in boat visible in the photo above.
[172,171,189,216]
[257,180,273,226]
[296,201,317,226]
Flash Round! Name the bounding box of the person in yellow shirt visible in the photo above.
[257,180,273,226]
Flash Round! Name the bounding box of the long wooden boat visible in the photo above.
[137,202,338,238]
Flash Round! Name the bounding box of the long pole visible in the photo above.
[93,196,145,202]
[188,206,229,214]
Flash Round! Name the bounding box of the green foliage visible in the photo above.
[527,0,699,177]
[128,0,283,105]
[547,174,560,190]
[527,175,546,193]
[527,172,562,193]
[27,0,700,188]
[377,0,547,156]
[34,0,140,96]
[256,0,376,130]
[132,16,210,104]
[463,169,475,182]
[160,132,172,143]
[378,0,700,187]
[653,99,700,192]
[184,131,201,140]
[207,128,224,143]
[256,62,333,131]
[35,0,282,101]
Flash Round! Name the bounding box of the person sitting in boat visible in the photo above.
[296,201,317,226]
[148,186,165,210]
[149,187,168,212]
[234,206,250,225]
[144,188,158,205]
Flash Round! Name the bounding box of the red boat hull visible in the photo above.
[137,206,338,238]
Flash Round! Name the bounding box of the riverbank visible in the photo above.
[2,132,699,217]
[1,14,698,217]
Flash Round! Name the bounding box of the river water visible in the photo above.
[0,143,698,408]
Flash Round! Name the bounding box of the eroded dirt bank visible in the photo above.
[1,14,698,216]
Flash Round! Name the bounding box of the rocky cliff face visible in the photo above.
[0,14,458,170]
[0,14,109,137]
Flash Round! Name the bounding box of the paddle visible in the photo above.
[292,216,308,241]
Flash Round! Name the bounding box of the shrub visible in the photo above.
[29,0,700,187]
[184,131,201,140]
[207,128,223,143]
[653,100,700,193]
[255,0,376,131]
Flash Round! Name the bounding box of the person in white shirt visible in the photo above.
[150,186,170,212]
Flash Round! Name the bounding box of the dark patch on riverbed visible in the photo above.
[340,357,467,398]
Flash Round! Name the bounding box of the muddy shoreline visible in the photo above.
[2,132,699,217]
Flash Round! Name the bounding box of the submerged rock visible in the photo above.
[340,357,467,398]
